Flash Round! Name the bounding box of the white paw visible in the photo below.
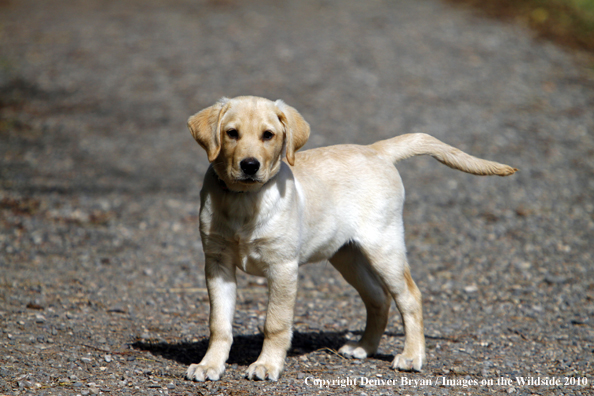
[246,361,282,381]
[391,352,424,372]
[186,363,225,381]
[339,342,372,359]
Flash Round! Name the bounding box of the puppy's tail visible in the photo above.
[370,133,517,176]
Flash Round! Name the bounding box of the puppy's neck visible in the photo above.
[214,172,241,193]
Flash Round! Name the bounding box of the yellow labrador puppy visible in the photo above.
[186,96,516,382]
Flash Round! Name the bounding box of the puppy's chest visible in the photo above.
[227,229,280,276]
[205,211,283,276]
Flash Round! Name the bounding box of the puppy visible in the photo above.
[186,96,516,381]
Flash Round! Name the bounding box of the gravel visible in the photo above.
[1,0,593,395]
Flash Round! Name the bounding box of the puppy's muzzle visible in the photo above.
[240,158,260,177]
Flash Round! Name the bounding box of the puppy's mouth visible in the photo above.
[237,176,262,185]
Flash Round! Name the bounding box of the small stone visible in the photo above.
[104,354,112,362]
[35,314,46,323]
[81,357,92,364]
[107,306,126,314]
[27,302,44,310]
[18,380,32,388]
[544,275,567,284]
[31,233,43,245]
[297,373,305,379]
[166,383,175,389]
[514,261,531,270]
[464,284,478,293]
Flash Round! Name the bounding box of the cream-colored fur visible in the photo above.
[185,96,517,382]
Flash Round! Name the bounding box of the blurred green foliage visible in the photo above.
[448,0,594,52]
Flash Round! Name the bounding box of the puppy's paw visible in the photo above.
[338,343,371,359]
[246,361,282,381]
[391,353,424,372]
[186,363,225,382]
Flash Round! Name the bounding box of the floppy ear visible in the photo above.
[275,100,310,166]
[187,98,230,162]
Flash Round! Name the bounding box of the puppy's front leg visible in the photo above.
[247,262,298,381]
[187,256,236,381]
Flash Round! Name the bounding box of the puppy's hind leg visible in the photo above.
[390,263,425,371]
[329,244,391,360]
[360,241,425,372]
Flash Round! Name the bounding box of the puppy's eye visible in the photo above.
[262,131,274,140]
[226,129,239,139]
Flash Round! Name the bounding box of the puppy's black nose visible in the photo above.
[240,158,260,176]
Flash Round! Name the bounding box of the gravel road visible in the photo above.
[1,0,593,395]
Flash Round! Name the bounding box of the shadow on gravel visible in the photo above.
[133,330,453,365]
[133,330,364,366]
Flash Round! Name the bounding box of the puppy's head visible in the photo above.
[188,96,310,192]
